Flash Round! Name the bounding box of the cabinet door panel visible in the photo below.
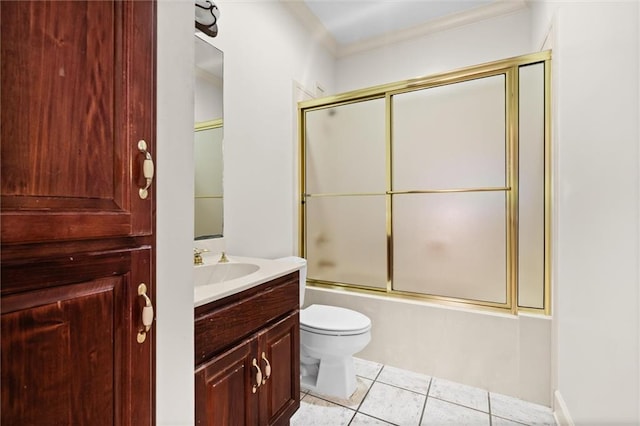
[196,339,259,426]
[2,279,117,425]
[260,313,300,426]
[0,246,154,426]
[0,0,155,243]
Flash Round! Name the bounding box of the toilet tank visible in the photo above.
[275,256,307,306]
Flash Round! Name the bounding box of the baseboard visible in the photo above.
[553,390,575,426]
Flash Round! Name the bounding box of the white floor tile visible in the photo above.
[310,376,373,410]
[354,357,384,380]
[291,394,356,426]
[490,392,555,425]
[377,364,431,395]
[350,412,395,425]
[421,398,490,426]
[359,381,426,425]
[492,415,528,425]
[294,361,556,426]
[428,377,489,412]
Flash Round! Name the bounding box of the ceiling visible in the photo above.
[284,0,527,56]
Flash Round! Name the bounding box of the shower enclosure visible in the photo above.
[299,51,551,314]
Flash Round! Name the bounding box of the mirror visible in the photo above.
[194,34,223,239]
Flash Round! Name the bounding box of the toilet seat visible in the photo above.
[300,304,371,336]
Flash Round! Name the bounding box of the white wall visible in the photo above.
[336,8,532,93]
[530,1,640,424]
[156,1,335,424]
[208,0,335,259]
[157,2,195,425]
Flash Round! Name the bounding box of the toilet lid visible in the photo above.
[300,304,371,336]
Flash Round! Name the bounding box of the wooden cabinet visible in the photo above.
[1,1,156,424]
[195,273,301,426]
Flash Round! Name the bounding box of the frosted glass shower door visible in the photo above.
[391,75,509,304]
[304,98,387,289]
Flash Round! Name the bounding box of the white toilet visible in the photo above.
[278,257,372,399]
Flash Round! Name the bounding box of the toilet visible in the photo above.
[277,257,372,399]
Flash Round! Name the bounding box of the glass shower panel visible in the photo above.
[518,63,545,309]
[392,75,506,190]
[305,99,386,194]
[306,195,387,289]
[393,192,507,303]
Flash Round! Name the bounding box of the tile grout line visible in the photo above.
[309,364,386,425]
[417,377,433,426]
[351,364,386,423]
[427,395,492,416]
[360,365,403,426]
[298,361,554,426]
[488,392,492,426]
[347,364,398,426]
[354,363,385,412]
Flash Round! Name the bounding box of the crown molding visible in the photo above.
[282,0,528,59]
[338,0,528,57]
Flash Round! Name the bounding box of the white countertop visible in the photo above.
[194,254,303,308]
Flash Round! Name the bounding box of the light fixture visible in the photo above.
[195,0,220,37]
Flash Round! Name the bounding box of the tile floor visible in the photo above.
[291,358,556,426]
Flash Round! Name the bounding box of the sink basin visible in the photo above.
[195,262,260,287]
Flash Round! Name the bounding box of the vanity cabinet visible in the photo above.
[195,272,300,426]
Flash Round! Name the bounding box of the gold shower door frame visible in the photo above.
[299,51,552,315]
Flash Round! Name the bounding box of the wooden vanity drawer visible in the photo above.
[195,272,299,364]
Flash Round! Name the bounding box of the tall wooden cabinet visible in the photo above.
[1,1,156,424]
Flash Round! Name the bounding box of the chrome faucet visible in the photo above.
[218,251,229,263]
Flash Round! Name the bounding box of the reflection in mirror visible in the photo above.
[195,120,223,239]
[194,34,223,239]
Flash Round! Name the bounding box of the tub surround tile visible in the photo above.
[349,413,395,425]
[291,395,355,426]
[428,377,489,412]
[377,364,432,395]
[358,381,426,425]
[354,357,384,380]
[490,392,555,425]
[310,376,373,410]
[421,397,490,425]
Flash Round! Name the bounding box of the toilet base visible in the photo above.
[300,356,357,399]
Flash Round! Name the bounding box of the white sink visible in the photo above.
[194,254,303,308]
[194,262,260,287]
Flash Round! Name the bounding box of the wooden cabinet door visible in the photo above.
[0,0,156,424]
[0,0,156,243]
[196,338,260,426]
[1,246,154,425]
[259,313,300,426]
